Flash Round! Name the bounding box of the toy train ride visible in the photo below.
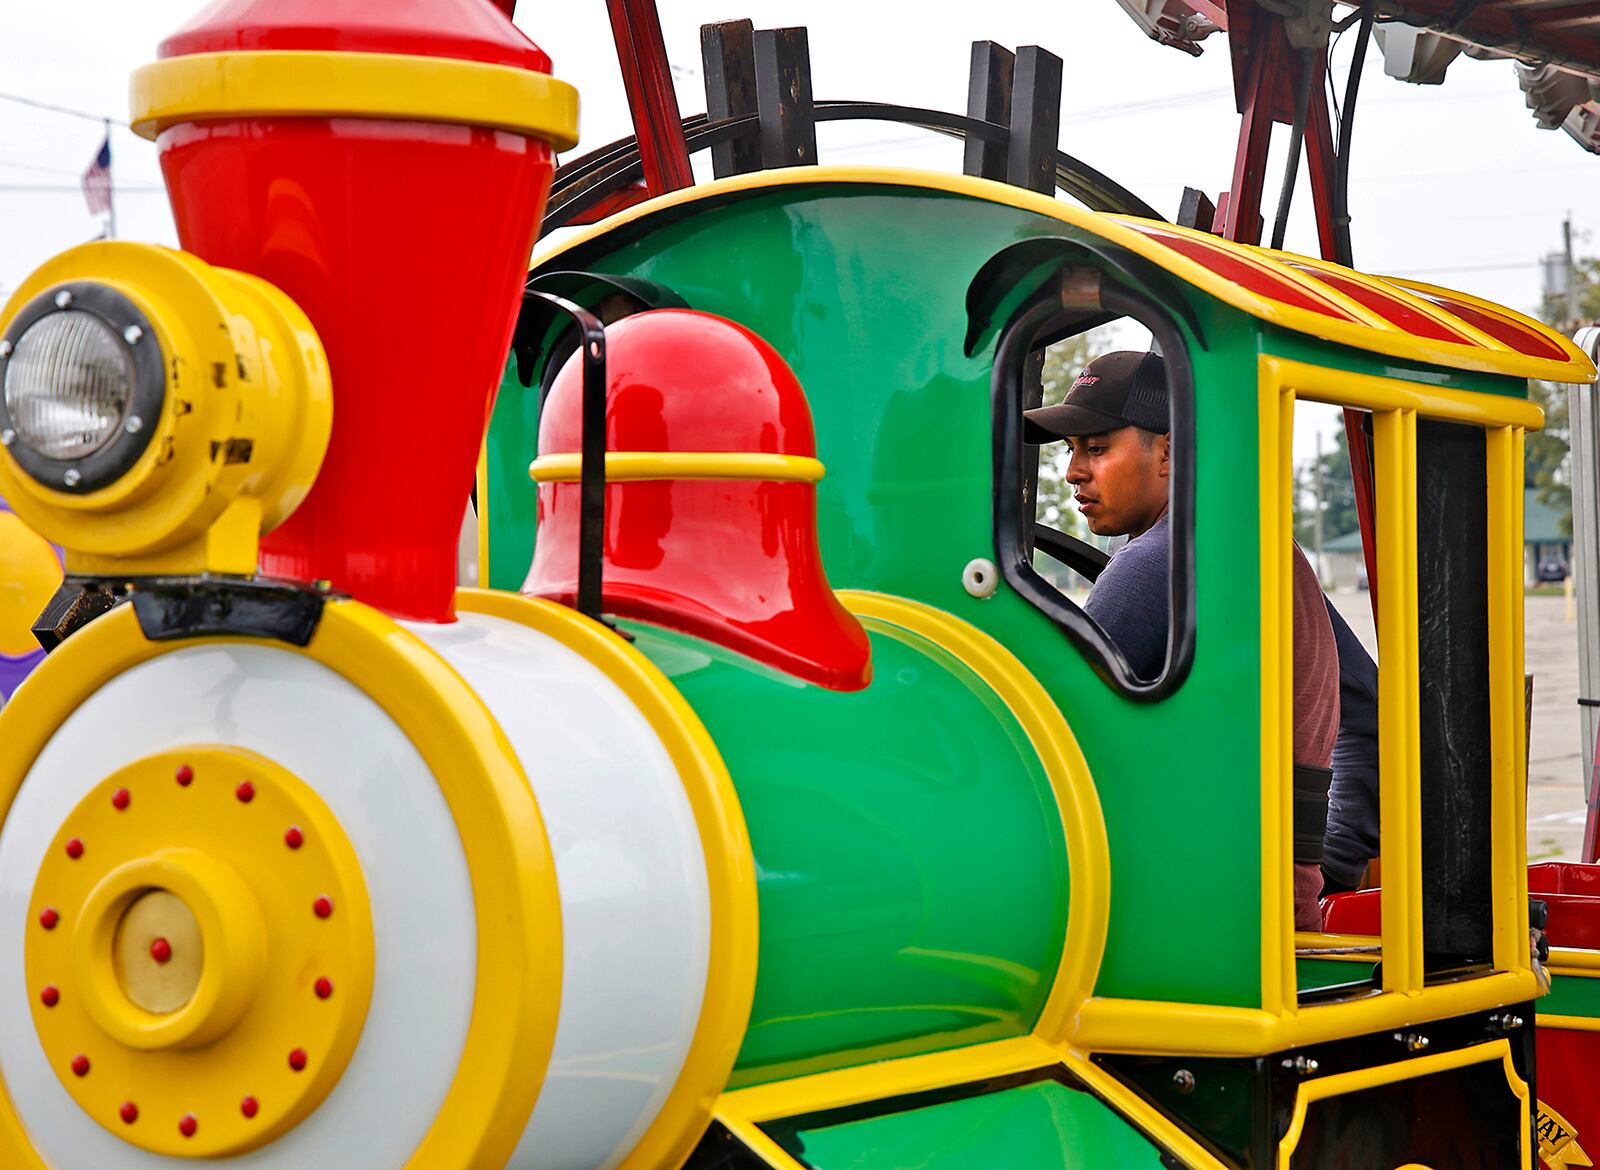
[2,1,1600,1168]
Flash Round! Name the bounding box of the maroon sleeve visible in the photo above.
[1292,543,1340,768]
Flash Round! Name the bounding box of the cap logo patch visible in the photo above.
[1072,375,1100,389]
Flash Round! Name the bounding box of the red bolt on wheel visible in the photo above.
[312,896,333,919]
[288,1048,308,1072]
[111,788,131,811]
[240,1096,259,1119]
[175,765,194,787]
[39,908,58,931]
[70,1055,89,1077]
[150,938,173,964]
[119,1102,138,1125]
[314,977,333,1000]
[40,985,59,1008]
[235,781,256,804]
[179,1114,197,1138]
[64,839,83,860]
[284,825,304,850]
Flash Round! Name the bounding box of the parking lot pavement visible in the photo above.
[1328,591,1589,864]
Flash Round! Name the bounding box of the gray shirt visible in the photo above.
[1085,514,1169,681]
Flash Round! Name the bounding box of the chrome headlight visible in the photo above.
[0,283,161,493]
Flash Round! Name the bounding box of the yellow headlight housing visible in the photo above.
[0,242,330,576]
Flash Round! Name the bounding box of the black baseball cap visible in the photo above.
[1024,350,1169,442]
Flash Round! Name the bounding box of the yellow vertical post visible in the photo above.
[1256,378,1297,1015]
[1374,407,1423,994]
[476,443,492,587]
[1486,426,1531,973]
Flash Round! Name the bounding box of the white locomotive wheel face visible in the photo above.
[410,614,711,1170]
[0,644,477,1170]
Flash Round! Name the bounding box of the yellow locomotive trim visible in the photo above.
[1075,969,1543,1057]
[1276,1039,1531,1170]
[0,600,563,1170]
[25,746,373,1157]
[1487,424,1533,973]
[455,589,761,1170]
[476,446,492,588]
[1258,364,1296,1015]
[714,1036,1234,1170]
[836,591,1110,1044]
[1537,1014,1600,1032]
[717,1113,812,1170]
[533,166,1596,384]
[529,451,826,484]
[1061,1049,1237,1170]
[1548,949,1600,975]
[720,1035,1058,1122]
[130,50,580,149]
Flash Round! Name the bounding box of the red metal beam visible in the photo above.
[606,0,694,195]
[1304,76,1340,262]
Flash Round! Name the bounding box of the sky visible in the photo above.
[1,0,1595,463]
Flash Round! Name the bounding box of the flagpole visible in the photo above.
[104,118,116,240]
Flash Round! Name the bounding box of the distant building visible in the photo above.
[1311,487,1569,591]
[1524,487,1571,585]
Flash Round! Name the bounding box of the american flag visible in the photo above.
[81,136,111,217]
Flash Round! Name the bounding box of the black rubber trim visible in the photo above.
[991,280,1197,701]
[1294,763,1333,864]
[965,237,1206,360]
[542,100,1163,234]
[128,576,333,646]
[1032,521,1109,582]
[0,281,163,495]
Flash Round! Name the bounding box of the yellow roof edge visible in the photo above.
[535,166,1597,385]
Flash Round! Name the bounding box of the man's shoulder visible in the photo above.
[1100,517,1169,579]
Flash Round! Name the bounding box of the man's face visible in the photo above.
[1063,426,1171,538]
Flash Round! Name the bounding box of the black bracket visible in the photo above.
[521,289,609,622]
[128,576,333,645]
[33,580,121,652]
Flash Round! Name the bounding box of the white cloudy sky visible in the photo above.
[1,0,1594,463]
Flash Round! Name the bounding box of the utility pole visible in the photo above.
[105,120,116,241]
[1566,213,1578,327]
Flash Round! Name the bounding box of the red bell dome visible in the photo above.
[523,310,872,691]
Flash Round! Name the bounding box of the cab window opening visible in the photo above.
[991,274,1196,701]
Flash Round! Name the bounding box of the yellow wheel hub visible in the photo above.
[24,745,373,1157]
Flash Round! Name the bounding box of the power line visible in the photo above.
[0,159,95,179]
[1383,260,1541,276]
[0,90,127,128]
[0,183,163,193]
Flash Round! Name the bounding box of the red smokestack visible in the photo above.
[133,0,577,620]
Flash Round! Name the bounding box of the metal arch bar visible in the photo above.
[521,290,608,621]
[541,101,1165,233]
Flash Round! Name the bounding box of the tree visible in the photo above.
[1294,423,1359,548]
[1034,331,1116,539]
[1532,254,1600,538]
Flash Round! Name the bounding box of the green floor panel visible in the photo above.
[1296,957,1377,994]
[778,1078,1167,1170]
